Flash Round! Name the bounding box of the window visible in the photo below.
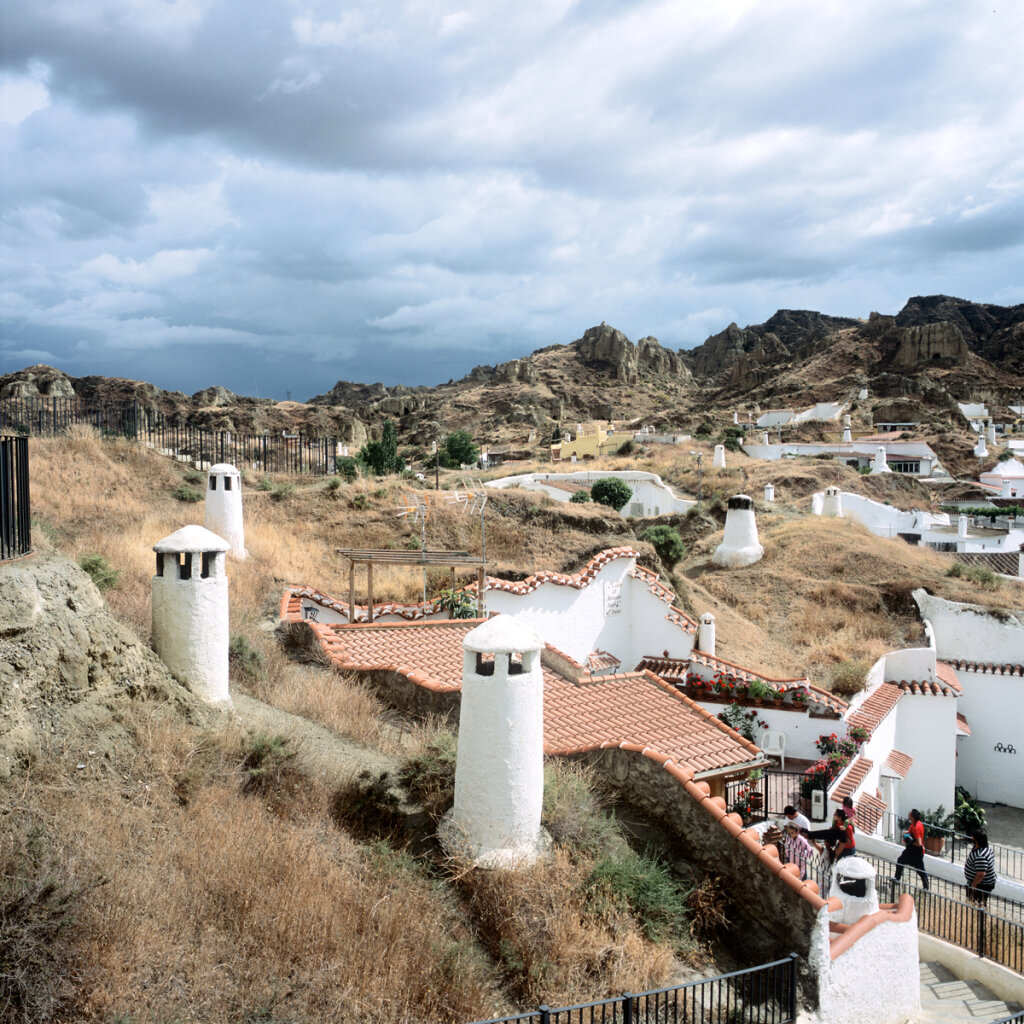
[224,477,232,490]
[889,460,921,474]
[180,553,192,580]
[209,477,217,490]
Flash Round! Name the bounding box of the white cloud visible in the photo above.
[0,65,50,126]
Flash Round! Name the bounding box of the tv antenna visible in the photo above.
[396,493,431,605]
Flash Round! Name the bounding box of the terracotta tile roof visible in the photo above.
[948,659,1024,677]
[638,653,847,716]
[892,661,961,697]
[831,757,873,803]
[882,750,914,778]
[956,712,972,736]
[293,614,763,777]
[584,650,621,672]
[281,584,439,623]
[846,683,903,736]
[280,591,837,917]
[853,793,886,834]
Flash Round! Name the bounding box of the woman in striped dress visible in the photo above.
[964,830,997,906]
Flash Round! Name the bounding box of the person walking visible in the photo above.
[964,830,997,905]
[894,808,929,890]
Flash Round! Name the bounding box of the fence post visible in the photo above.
[977,904,986,961]
[538,1005,550,1024]
[787,952,799,1021]
[621,992,633,1024]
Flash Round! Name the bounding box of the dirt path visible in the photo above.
[232,692,401,787]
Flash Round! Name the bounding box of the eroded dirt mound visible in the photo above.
[0,554,211,778]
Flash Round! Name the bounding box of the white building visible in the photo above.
[485,470,695,518]
[756,402,846,429]
[205,463,245,559]
[742,441,946,478]
[979,457,1024,498]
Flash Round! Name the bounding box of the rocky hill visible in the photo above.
[2,295,1021,453]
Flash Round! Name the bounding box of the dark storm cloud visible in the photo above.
[1,1,1022,396]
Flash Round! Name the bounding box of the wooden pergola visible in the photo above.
[336,548,486,622]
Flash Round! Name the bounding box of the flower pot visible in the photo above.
[749,792,764,810]
[924,836,945,855]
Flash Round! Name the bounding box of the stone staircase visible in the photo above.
[917,961,1022,1023]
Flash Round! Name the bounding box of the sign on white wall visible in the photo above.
[604,581,622,616]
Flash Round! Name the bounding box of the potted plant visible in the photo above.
[920,806,954,854]
[792,688,807,708]
[747,768,764,810]
[748,678,769,705]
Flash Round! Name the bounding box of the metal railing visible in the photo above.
[993,1011,1024,1024]
[726,771,807,823]
[881,811,1024,883]
[464,955,800,1024]
[0,397,340,476]
[0,435,31,560]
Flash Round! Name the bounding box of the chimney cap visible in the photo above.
[464,614,544,654]
[154,525,230,554]
[727,494,754,510]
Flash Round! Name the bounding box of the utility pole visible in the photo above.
[432,439,439,490]
[689,450,704,509]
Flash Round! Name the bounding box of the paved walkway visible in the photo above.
[982,802,1024,853]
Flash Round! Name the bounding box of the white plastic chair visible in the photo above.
[761,730,786,770]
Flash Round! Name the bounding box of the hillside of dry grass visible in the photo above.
[6,429,1023,1023]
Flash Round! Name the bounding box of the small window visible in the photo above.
[201,552,213,579]
[209,477,217,490]
[179,553,192,580]
[155,553,164,577]
[475,652,496,676]
[224,477,232,490]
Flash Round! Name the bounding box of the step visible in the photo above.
[918,961,1022,1024]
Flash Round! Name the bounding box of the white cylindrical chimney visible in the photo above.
[870,447,891,474]
[958,515,969,538]
[205,463,245,559]
[822,486,844,517]
[712,495,764,568]
[762,431,770,445]
[830,857,879,925]
[447,616,546,868]
[975,434,988,458]
[764,483,775,503]
[733,411,739,424]
[698,612,716,655]
[1002,479,1013,497]
[987,423,997,445]
[152,525,232,707]
[858,388,868,401]
[712,444,727,469]
[842,426,852,443]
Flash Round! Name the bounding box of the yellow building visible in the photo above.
[550,423,631,462]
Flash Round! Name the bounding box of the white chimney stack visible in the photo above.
[822,486,844,517]
[712,495,764,568]
[870,447,891,474]
[205,463,245,559]
[712,444,727,469]
[764,483,775,503]
[698,612,716,655]
[445,616,547,868]
[975,434,988,458]
[151,526,232,707]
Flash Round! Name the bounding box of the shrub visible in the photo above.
[686,877,728,943]
[358,419,404,476]
[399,732,457,817]
[587,851,689,944]
[954,786,987,834]
[172,485,203,503]
[325,476,343,492]
[590,477,632,511]
[257,476,274,492]
[640,525,686,568]
[616,439,635,457]
[351,493,368,510]
[270,483,295,501]
[229,634,265,683]
[434,587,477,619]
[78,552,119,591]
[569,489,591,503]
[183,469,205,484]
[438,429,480,469]
[240,733,298,797]
[829,659,869,696]
[335,455,359,481]
[329,771,403,840]
[541,761,621,857]
[946,562,964,578]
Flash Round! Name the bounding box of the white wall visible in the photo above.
[953,669,1024,806]
[812,491,950,538]
[793,401,845,424]
[811,904,920,1024]
[884,646,936,683]
[913,590,1024,664]
[895,694,957,815]
[756,410,794,427]
[485,557,695,668]
[485,470,694,517]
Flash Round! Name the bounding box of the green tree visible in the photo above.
[439,430,480,469]
[359,419,405,476]
[569,489,591,503]
[590,477,632,511]
[335,456,359,481]
[640,525,686,568]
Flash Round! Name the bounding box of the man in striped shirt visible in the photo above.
[964,830,997,905]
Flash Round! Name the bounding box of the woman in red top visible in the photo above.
[894,808,930,890]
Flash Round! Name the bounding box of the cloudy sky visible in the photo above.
[2,1,1022,401]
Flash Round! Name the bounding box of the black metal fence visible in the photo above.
[994,1011,1024,1024]
[465,954,799,1024]
[726,771,807,823]
[0,435,31,560]
[0,397,339,475]
[880,810,1024,883]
